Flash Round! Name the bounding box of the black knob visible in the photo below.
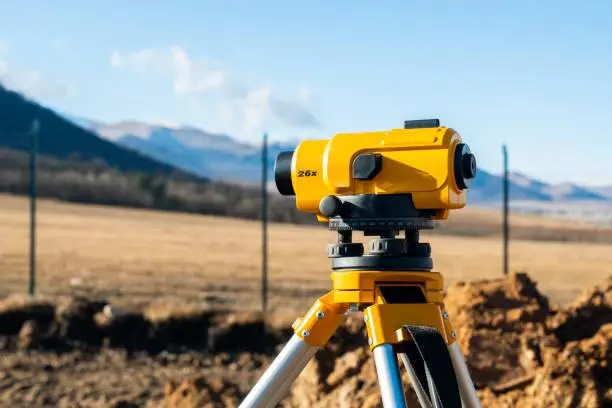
[462,153,477,179]
[319,195,343,217]
[352,153,383,180]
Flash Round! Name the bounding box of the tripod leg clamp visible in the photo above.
[292,291,347,347]
[364,303,454,349]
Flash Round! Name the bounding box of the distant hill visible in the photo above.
[469,171,551,202]
[545,183,606,201]
[77,119,295,184]
[0,84,194,178]
[510,172,606,201]
[589,185,612,200]
[508,172,550,194]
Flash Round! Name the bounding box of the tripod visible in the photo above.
[239,225,482,408]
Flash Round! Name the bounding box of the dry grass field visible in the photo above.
[1,193,610,311]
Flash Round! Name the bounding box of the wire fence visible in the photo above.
[8,122,512,316]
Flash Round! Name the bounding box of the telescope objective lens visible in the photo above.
[274,151,295,196]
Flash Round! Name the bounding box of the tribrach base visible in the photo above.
[239,271,482,408]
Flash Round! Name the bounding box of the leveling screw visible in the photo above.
[442,311,449,319]
[302,330,310,337]
[316,311,325,319]
[451,331,457,339]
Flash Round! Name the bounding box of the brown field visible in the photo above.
[0,193,611,310]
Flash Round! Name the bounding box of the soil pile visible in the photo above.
[1,272,610,407]
[448,273,611,407]
[0,297,286,355]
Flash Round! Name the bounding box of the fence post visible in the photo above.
[29,119,40,295]
[502,144,509,276]
[261,132,269,313]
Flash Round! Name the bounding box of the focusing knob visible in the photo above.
[319,195,343,217]
[352,153,383,180]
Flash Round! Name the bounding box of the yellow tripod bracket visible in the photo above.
[291,270,456,349]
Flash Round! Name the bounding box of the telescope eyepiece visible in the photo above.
[454,143,476,190]
[274,151,295,196]
[462,153,477,179]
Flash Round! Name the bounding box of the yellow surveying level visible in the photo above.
[240,119,482,408]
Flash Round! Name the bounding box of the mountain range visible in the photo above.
[72,118,292,185]
[77,119,612,204]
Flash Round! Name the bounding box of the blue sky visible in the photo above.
[0,1,611,185]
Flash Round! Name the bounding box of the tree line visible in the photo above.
[0,148,316,225]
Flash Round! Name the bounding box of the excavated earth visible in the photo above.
[0,272,610,408]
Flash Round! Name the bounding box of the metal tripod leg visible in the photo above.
[448,342,481,408]
[238,334,317,408]
[240,291,347,408]
[264,344,317,408]
[399,353,434,408]
[373,344,408,408]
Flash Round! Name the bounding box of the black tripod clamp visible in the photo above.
[399,325,463,407]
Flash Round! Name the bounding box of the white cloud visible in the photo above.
[109,46,320,134]
[169,47,226,95]
[110,48,159,70]
[241,87,273,132]
[226,85,320,132]
[0,59,76,100]
[110,47,226,94]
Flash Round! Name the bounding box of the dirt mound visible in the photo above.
[162,273,611,408]
[476,275,612,408]
[549,275,612,344]
[444,272,554,388]
[163,376,243,408]
[0,296,289,355]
